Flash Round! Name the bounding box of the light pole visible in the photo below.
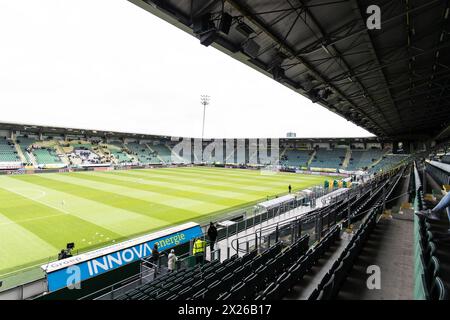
[200,95,210,163]
[200,95,210,140]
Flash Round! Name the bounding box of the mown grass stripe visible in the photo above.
[45,173,228,213]
[159,166,331,183]
[0,186,120,260]
[141,166,327,187]
[13,174,202,222]
[104,170,273,196]
[0,176,168,236]
[0,210,58,272]
[119,169,273,193]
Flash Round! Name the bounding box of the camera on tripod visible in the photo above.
[58,242,75,260]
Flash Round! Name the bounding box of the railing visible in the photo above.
[81,262,158,300]
[228,169,404,257]
[413,162,427,300]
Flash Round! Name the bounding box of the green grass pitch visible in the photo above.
[0,166,338,277]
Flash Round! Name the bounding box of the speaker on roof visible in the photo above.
[193,13,213,34]
[242,39,260,58]
[200,30,217,47]
[271,65,285,81]
[219,12,232,34]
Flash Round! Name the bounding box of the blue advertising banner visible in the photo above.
[43,223,202,292]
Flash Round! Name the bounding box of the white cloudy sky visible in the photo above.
[0,0,372,139]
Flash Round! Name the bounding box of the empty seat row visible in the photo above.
[417,212,449,300]
[253,225,341,300]
[309,207,379,300]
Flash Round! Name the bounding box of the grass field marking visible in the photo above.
[44,173,229,212]
[0,212,69,227]
[114,169,275,193]
[146,167,308,186]
[8,188,48,201]
[0,185,72,217]
[96,171,263,201]
[2,176,169,236]
[0,209,59,273]
[166,166,327,182]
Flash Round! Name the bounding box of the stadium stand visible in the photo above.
[114,235,312,301]
[33,147,62,165]
[15,136,37,165]
[126,142,159,164]
[308,207,379,300]
[370,154,409,173]
[65,141,103,165]
[0,137,20,163]
[108,142,132,164]
[442,154,450,165]
[346,149,384,171]
[413,162,450,300]
[310,148,346,169]
[150,144,172,164]
[283,149,313,168]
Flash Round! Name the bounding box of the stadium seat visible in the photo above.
[319,274,335,300]
[221,271,236,287]
[275,272,292,296]
[229,282,246,300]
[217,292,231,301]
[177,286,195,300]
[263,283,281,300]
[424,256,441,291]
[192,288,208,300]
[430,277,448,300]
[205,280,222,300]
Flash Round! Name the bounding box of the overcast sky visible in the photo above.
[0,0,372,139]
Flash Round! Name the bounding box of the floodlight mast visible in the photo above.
[200,94,210,162]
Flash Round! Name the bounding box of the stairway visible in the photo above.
[307,150,316,167]
[342,148,352,169]
[12,139,27,164]
[146,144,165,164]
[54,141,70,165]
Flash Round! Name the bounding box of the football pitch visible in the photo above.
[0,166,337,276]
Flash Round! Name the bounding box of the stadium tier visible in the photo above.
[150,144,172,164]
[283,149,313,168]
[125,142,159,164]
[310,148,346,170]
[442,154,450,164]
[369,154,410,173]
[346,149,384,171]
[33,148,62,165]
[0,130,408,173]
[15,136,37,165]
[0,138,20,163]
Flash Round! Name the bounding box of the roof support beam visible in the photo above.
[225,0,389,136]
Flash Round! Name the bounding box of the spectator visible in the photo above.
[167,249,177,272]
[151,243,161,274]
[417,191,450,228]
[207,222,218,252]
[192,238,206,265]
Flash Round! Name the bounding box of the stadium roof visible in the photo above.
[0,121,387,143]
[128,0,450,141]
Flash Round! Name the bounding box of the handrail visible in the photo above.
[229,165,406,254]
[229,184,372,253]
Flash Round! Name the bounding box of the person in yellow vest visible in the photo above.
[193,238,207,265]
